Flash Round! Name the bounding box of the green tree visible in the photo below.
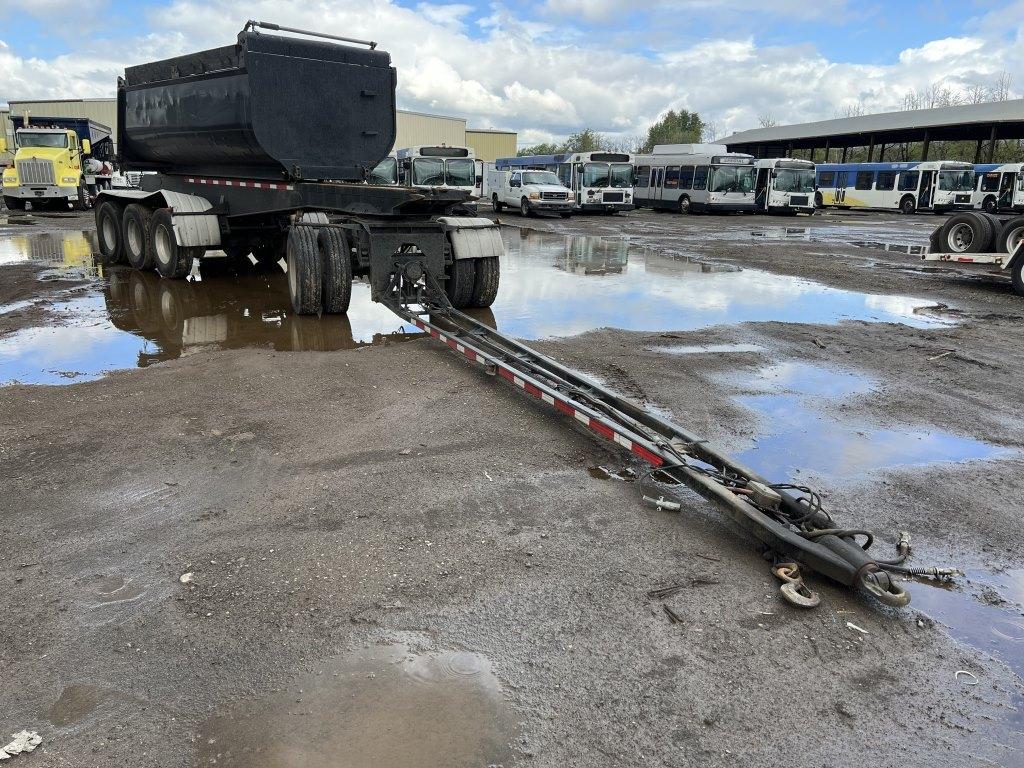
[517,142,563,157]
[641,109,706,153]
[563,128,604,153]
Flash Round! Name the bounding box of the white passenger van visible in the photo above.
[496,152,634,213]
[972,163,1024,213]
[633,145,756,213]
[486,167,574,217]
[395,145,477,196]
[753,158,816,215]
[815,161,975,214]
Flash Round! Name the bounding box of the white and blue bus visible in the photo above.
[632,149,756,213]
[815,161,974,214]
[496,152,634,213]
[972,163,1024,213]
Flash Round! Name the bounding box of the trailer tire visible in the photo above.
[286,225,322,315]
[928,226,942,254]
[899,195,916,215]
[1012,259,1024,298]
[123,204,155,270]
[446,259,476,308]
[938,212,990,254]
[151,208,195,279]
[318,227,353,314]
[96,201,126,263]
[996,216,1024,254]
[492,194,504,213]
[469,256,500,308]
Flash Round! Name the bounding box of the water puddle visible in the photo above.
[199,642,513,767]
[651,343,764,355]
[717,224,932,252]
[90,575,145,607]
[0,228,949,385]
[47,684,113,726]
[729,362,1003,480]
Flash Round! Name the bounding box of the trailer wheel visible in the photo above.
[445,259,477,308]
[123,204,155,270]
[318,227,353,314]
[492,194,504,213]
[939,212,991,254]
[1012,259,1024,298]
[95,201,126,263]
[996,216,1024,254]
[469,256,500,308]
[151,208,194,278]
[899,195,916,215]
[286,225,322,315]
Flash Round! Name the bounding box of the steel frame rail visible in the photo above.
[385,292,910,607]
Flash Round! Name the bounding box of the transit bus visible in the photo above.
[395,145,477,196]
[753,158,815,215]
[972,163,1024,213]
[496,152,634,213]
[632,148,756,213]
[814,161,974,214]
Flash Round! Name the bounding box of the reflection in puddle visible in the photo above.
[199,643,512,768]
[716,225,930,253]
[651,343,764,355]
[1,228,948,385]
[731,362,1003,479]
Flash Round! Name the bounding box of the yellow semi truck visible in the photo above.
[1,116,115,211]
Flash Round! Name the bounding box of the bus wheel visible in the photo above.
[983,196,998,214]
[899,195,916,215]
[492,194,504,213]
[678,196,691,214]
[814,192,823,209]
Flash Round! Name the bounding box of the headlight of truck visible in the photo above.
[2,168,16,185]
[528,191,540,200]
[61,176,79,184]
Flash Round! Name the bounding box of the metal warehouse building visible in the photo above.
[3,98,516,165]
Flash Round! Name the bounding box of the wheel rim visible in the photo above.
[102,215,116,251]
[948,222,974,252]
[155,225,173,267]
[127,218,142,257]
[521,200,528,215]
[1008,227,1024,253]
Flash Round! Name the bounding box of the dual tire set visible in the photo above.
[95,201,200,279]
[931,211,1024,256]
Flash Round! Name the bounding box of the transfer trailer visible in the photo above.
[94,22,938,608]
[93,22,500,314]
[925,211,1024,296]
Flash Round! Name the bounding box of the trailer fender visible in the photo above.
[436,216,504,260]
[96,188,221,248]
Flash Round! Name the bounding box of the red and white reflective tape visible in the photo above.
[185,177,294,191]
[409,317,664,467]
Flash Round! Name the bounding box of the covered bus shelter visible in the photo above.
[722,100,1024,162]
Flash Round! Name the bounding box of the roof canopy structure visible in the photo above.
[722,100,1024,162]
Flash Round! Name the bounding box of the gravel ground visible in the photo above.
[1,205,1022,767]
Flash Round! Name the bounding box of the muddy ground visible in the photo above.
[1,205,1022,767]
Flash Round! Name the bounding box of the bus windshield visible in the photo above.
[367,157,397,185]
[938,170,975,192]
[522,171,561,185]
[709,165,754,193]
[774,169,815,193]
[582,163,610,188]
[412,157,445,185]
[18,131,68,148]
[445,159,475,187]
[609,163,632,188]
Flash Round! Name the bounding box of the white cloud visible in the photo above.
[0,0,1021,146]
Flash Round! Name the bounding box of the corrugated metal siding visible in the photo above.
[1,110,13,164]
[393,111,466,152]
[466,129,517,162]
[8,99,118,150]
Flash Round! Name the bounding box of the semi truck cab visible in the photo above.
[1,118,114,211]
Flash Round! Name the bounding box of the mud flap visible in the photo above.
[436,217,505,260]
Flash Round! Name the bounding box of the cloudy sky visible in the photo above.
[3,0,1022,145]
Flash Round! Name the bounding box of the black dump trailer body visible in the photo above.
[117,29,397,182]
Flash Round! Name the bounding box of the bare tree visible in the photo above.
[964,83,989,105]
[991,71,1013,102]
[701,120,720,143]
[757,113,777,128]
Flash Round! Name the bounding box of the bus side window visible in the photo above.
[692,167,708,190]
[855,171,874,190]
[558,163,572,187]
[898,171,919,192]
[876,172,896,191]
[679,166,694,189]
[635,165,650,188]
[664,166,679,189]
[818,171,835,188]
